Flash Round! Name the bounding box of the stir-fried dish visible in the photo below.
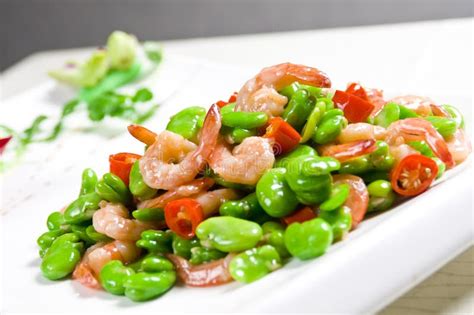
[37,63,471,301]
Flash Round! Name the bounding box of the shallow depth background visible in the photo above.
[1,0,473,70]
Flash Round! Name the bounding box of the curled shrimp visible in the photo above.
[93,201,160,241]
[140,104,221,190]
[385,118,455,168]
[366,88,386,116]
[388,95,434,117]
[209,136,275,185]
[195,188,240,217]
[446,129,472,164]
[167,253,235,287]
[138,177,215,209]
[72,240,140,289]
[235,62,331,116]
[337,123,387,143]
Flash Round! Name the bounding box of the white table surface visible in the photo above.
[1,18,473,314]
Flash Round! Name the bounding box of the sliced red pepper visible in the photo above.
[391,154,438,197]
[0,136,12,155]
[333,90,375,123]
[215,92,238,108]
[282,207,316,225]
[164,198,204,239]
[346,82,369,101]
[109,152,142,186]
[263,117,301,155]
[319,139,377,163]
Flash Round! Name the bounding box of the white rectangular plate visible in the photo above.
[1,54,472,314]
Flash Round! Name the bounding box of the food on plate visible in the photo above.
[37,63,471,302]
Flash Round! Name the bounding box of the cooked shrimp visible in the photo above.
[167,253,235,287]
[138,177,215,209]
[128,124,157,146]
[366,88,386,117]
[388,95,434,117]
[446,129,472,164]
[140,104,221,190]
[337,123,387,143]
[389,144,419,164]
[195,188,240,217]
[93,201,159,241]
[332,174,369,228]
[73,240,140,289]
[385,118,455,168]
[235,63,331,117]
[208,136,275,185]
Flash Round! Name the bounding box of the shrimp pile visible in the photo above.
[37,62,471,303]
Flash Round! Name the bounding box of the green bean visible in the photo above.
[46,212,67,231]
[95,173,132,205]
[285,156,338,205]
[166,106,206,142]
[189,246,226,265]
[256,168,299,217]
[100,260,135,295]
[136,230,173,254]
[196,217,262,252]
[282,88,315,130]
[85,225,112,243]
[220,102,236,114]
[369,141,395,171]
[442,104,464,129]
[79,168,98,196]
[71,224,96,244]
[425,116,457,138]
[408,141,434,157]
[284,218,333,260]
[123,256,176,301]
[132,207,165,221]
[339,156,372,174]
[37,229,67,258]
[229,245,281,283]
[319,183,350,211]
[129,161,157,200]
[40,233,83,280]
[300,100,326,143]
[228,127,257,144]
[313,115,347,144]
[279,82,321,99]
[374,102,400,128]
[219,192,269,222]
[318,206,352,241]
[172,234,200,259]
[261,221,290,258]
[222,111,268,129]
[398,104,418,119]
[274,145,318,169]
[320,108,344,123]
[367,180,396,212]
[63,192,102,224]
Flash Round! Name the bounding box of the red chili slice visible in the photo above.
[109,152,142,186]
[346,82,369,101]
[391,154,438,197]
[263,117,301,155]
[333,90,375,123]
[0,136,12,155]
[164,198,204,239]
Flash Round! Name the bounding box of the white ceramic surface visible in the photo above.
[1,52,472,313]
